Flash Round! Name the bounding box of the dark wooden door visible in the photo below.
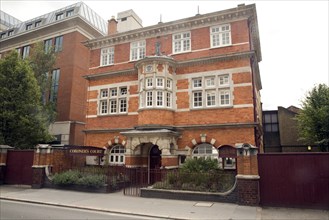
[149,145,161,184]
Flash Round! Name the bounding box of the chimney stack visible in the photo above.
[108,16,117,35]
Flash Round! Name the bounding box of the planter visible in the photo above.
[52,184,109,193]
[141,183,238,203]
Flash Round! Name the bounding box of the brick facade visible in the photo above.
[83,3,262,174]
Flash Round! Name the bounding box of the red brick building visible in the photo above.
[83,3,263,172]
[0,2,107,145]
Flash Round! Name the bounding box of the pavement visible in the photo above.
[0,185,328,220]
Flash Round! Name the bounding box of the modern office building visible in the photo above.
[0,2,107,145]
[263,106,320,152]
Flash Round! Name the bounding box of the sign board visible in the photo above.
[65,145,105,156]
[218,145,237,158]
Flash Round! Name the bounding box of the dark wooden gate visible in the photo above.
[258,153,329,209]
[5,150,34,185]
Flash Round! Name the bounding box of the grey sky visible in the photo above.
[1,0,328,110]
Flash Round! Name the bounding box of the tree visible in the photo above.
[296,84,329,151]
[28,42,57,125]
[0,51,53,149]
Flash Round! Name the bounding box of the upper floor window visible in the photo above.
[35,20,41,27]
[56,13,64,20]
[66,9,74,17]
[98,86,128,115]
[173,32,191,54]
[210,24,231,48]
[54,36,63,52]
[50,69,60,103]
[191,74,232,109]
[130,40,145,61]
[22,45,30,59]
[1,33,6,39]
[44,39,53,53]
[26,23,32,30]
[263,112,279,132]
[101,47,114,66]
[140,76,174,109]
[8,30,14,36]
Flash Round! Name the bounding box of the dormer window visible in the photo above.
[35,20,41,27]
[26,23,32,30]
[8,30,14,36]
[66,9,74,17]
[56,13,64,20]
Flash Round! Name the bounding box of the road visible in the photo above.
[0,200,157,220]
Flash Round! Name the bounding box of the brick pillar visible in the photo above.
[0,145,13,184]
[32,144,53,188]
[236,143,260,206]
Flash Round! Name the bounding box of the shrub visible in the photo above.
[181,158,219,173]
[152,158,235,192]
[52,169,106,188]
[52,170,81,185]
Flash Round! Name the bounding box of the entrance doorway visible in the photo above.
[149,145,161,184]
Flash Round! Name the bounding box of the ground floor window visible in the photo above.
[219,157,236,169]
[192,143,219,160]
[109,145,125,165]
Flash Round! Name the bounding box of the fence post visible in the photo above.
[236,143,260,206]
[32,144,53,188]
[0,145,13,184]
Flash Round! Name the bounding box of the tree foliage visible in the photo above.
[28,42,57,124]
[296,84,329,151]
[0,51,53,148]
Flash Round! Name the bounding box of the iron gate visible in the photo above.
[123,168,165,196]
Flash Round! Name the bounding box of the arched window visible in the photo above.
[109,145,125,165]
[192,143,219,160]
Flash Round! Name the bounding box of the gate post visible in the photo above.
[236,143,260,206]
[0,145,13,184]
[32,144,53,188]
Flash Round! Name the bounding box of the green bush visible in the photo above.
[181,158,219,172]
[52,170,81,185]
[52,169,106,188]
[152,158,235,192]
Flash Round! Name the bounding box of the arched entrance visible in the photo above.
[149,145,161,184]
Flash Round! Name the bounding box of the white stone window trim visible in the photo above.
[172,31,191,54]
[98,86,128,116]
[210,24,232,48]
[100,47,114,66]
[192,143,219,160]
[139,75,174,110]
[156,77,165,88]
[109,145,126,165]
[130,40,146,61]
[146,77,153,89]
[190,74,232,109]
[156,91,164,107]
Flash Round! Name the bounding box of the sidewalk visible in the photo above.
[0,185,328,220]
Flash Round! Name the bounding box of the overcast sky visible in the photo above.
[1,0,328,110]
